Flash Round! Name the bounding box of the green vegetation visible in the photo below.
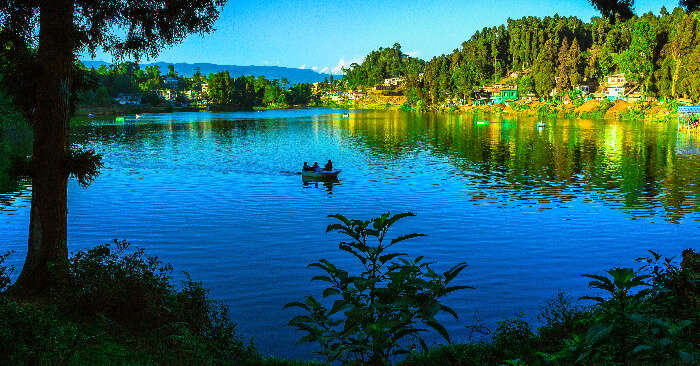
[0,241,319,366]
[343,7,700,109]
[402,249,699,366]
[76,62,315,110]
[343,44,425,88]
[286,212,471,365]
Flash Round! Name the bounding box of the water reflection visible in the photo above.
[337,111,700,223]
[302,176,340,194]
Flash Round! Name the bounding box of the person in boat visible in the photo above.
[302,162,312,171]
[312,162,320,171]
[324,160,333,171]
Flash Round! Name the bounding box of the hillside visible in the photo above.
[81,60,338,85]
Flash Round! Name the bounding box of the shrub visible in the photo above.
[58,239,175,331]
[286,212,472,365]
[0,297,85,365]
[492,314,536,360]
[0,251,14,293]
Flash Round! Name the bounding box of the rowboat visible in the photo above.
[342,113,350,117]
[301,169,342,178]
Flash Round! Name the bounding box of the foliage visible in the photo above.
[414,7,700,106]
[343,44,425,88]
[0,251,14,293]
[588,0,635,22]
[286,212,472,365]
[66,147,104,188]
[405,249,699,366]
[492,314,536,360]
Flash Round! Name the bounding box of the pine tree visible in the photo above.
[569,38,582,88]
[557,37,571,93]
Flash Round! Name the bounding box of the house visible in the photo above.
[383,77,403,87]
[523,93,538,103]
[375,77,404,90]
[347,90,365,102]
[500,88,518,103]
[605,73,627,100]
[627,91,644,103]
[162,75,179,89]
[678,105,700,130]
[114,93,141,105]
[472,87,492,105]
[158,89,176,101]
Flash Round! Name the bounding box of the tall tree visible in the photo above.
[0,0,227,294]
[533,39,557,98]
[618,19,657,92]
[588,0,635,23]
[680,0,699,11]
[557,37,571,93]
[568,38,582,88]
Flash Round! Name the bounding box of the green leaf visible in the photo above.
[426,319,451,343]
[585,323,612,344]
[385,212,417,228]
[311,275,333,283]
[444,262,468,283]
[379,252,406,264]
[389,233,426,246]
[329,299,349,315]
[322,288,341,297]
[579,296,605,303]
[440,304,459,320]
[283,301,309,310]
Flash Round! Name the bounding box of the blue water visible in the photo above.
[1,108,698,359]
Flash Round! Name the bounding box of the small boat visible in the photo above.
[115,116,125,122]
[135,114,144,119]
[537,121,546,127]
[87,113,95,118]
[476,120,489,125]
[301,169,342,179]
[342,113,350,117]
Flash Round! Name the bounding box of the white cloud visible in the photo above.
[320,66,329,74]
[311,66,318,71]
[405,50,420,58]
[332,57,362,75]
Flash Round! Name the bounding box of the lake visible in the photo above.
[1,108,699,359]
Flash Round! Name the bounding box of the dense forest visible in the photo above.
[344,7,700,106]
[77,62,314,109]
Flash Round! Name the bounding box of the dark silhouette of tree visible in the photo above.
[588,0,635,22]
[0,0,227,294]
[680,0,699,11]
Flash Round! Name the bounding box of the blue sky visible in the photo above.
[86,0,679,74]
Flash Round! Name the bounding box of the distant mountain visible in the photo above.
[81,61,339,84]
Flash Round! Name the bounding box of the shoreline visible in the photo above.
[75,99,683,123]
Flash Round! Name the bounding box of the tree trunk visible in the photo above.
[13,0,74,294]
[671,55,681,99]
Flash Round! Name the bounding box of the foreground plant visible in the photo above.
[286,212,472,365]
